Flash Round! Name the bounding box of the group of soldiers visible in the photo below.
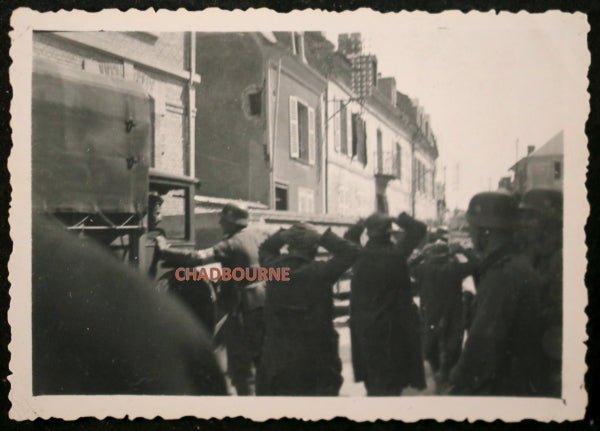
[32,187,562,397]
[411,189,562,397]
[148,187,562,397]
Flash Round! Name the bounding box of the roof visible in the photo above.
[530,130,564,158]
[510,130,563,170]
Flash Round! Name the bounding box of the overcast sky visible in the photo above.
[325,12,588,209]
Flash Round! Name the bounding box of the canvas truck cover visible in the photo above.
[32,58,152,217]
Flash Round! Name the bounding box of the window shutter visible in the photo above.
[333,105,341,152]
[289,96,299,159]
[340,104,348,155]
[308,106,316,165]
[358,118,367,165]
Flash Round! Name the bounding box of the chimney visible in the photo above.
[338,33,362,57]
[349,54,378,98]
[377,77,397,106]
[293,32,307,63]
[527,145,535,155]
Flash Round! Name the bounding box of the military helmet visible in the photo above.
[519,188,563,221]
[466,191,518,230]
[220,203,249,227]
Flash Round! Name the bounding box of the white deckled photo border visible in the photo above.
[8,7,590,421]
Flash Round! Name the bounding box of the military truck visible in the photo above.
[32,58,214,330]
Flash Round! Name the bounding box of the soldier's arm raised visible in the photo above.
[395,212,427,257]
[343,219,365,245]
[318,228,361,284]
[258,228,288,267]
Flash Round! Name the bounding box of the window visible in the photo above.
[415,160,426,194]
[395,143,402,180]
[289,96,315,164]
[554,161,562,180]
[351,113,367,165]
[248,90,262,116]
[275,184,288,211]
[298,187,315,214]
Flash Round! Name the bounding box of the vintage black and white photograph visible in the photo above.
[8,8,588,421]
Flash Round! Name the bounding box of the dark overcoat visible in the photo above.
[412,254,474,375]
[349,215,427,395]
[450,247,545,396]
[257,228,360,396]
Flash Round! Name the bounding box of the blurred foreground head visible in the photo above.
[466,191,518,253]
[32,214,226,395]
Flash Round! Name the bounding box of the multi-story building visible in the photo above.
[32,31,200,241]
[305,32,439,223]
[194,32,327,214]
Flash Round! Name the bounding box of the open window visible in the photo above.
[275,183,289,211]
[149,168,198,244]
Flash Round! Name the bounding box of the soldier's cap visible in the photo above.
[365,212,395,237]
[286,222,321,250]
[220,203,249,227]
[519,188,563,221]
[467,191,518,230]
[148,192,164,206]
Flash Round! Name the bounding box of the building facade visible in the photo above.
[306,32,439,223]
[194,32,327,214]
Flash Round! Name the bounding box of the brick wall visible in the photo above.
[33,31,190,217]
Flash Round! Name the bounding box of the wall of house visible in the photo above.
[527,156,563,191]
[270,56,326,213]
[362,103,413,215]
[33,31,193,218]
[194,33,270,205]
[325,81,376,217]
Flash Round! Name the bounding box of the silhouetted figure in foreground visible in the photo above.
[32,213,227,395]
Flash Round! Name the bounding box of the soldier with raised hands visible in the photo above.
[256,222,361,396]
[348,211,427,396]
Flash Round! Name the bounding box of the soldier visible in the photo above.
[450,191,545,396]
[145,192,217,334]
[256,222,360,396]
[411,240,477,393]
[157,203,267,396]
[519,189,563,397]
[348,212,427,396]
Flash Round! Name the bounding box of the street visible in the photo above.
[335,317,436,397]
[216,316,436,396]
